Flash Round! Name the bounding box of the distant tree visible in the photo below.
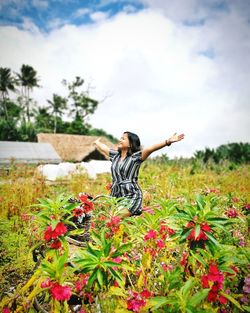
[0,67,17,119]
[16,64,40,122]
[194,143,250,164]
[47,94,67,133]
[34,107,54,133]
[62,76,98,125]
[88,127,118,143]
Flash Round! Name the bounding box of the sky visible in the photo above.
[0,0,250,158]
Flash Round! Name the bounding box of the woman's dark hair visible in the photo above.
[124,131,141,155]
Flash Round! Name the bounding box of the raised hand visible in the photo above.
[168,133,185,144]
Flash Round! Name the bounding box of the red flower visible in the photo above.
[106,216,121,233]
[106,183,112,191]
[201,222,212,232]
[180,251,188,266]
[50,283,72,301]
[75,274,89,292]
[44,222,68,242]
[208,290,217,302]
[73,207,84,217]
[218,295,227,304]
[156,239,165,249]
[3,308,10,313]
[225,208,238,218]
[44,226,53,241]
[144,229,157,241]
[50,239,62,249]
[78,194,94,213]
[140,289,152,299]
[201,275,209,288]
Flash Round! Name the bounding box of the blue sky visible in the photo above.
[0,0,145,31]
[0,0,250,158]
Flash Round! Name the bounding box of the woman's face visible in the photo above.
[118,133,130,150]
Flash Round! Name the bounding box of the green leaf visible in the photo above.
[190,251,207,268]
[97,268,104,287]
[219,291,243,311]
[111,243,133,258]
[147,296,168,310]
[179,228,193,242]
[104,242,111,257]
[196,194,205,210]
[205,232,219,246]
[109,268,124,284]
[86,268,98,288]
[194,224,201,240]
[181,279,194,298]
[189,289,209,306]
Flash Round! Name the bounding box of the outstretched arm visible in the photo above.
[141,133,185,161]
[93,138,110,157]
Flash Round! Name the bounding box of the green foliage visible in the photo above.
[0,163,249,312]
[194,142,250,165]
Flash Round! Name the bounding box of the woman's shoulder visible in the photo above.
[131,150,142,161]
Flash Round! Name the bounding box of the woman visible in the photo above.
[94,132,184,217]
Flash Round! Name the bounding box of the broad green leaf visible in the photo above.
[86,268,98,288]
[97,268,104,287]
[205,232,219,246]
[181,278,194,298]
[189,289,209,306]
[146,296,168,310]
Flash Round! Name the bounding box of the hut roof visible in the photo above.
[0,141,61,165]
[37,133,116,162]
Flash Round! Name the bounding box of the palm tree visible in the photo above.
[47,94,67,133]
[16,64,39,122]
[0,67,16,119]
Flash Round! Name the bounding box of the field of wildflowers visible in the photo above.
[0,160,249,312]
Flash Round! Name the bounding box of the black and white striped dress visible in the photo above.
[109,149,143,215]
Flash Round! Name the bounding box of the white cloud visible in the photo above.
[90,11,110,22]
[0,3,249,158]
[32,0,48,9]
[74,8,91,18]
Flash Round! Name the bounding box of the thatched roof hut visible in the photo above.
[37,133,116,162]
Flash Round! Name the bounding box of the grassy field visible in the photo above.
[0,160,249,312]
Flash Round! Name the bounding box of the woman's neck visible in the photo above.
[120,149,128,160]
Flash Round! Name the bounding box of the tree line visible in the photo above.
[194,143,250,164]
[0,65,116,142]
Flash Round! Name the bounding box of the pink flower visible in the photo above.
[161,262,168,272]
[75,274,89,292]
[3,308,10,313]
[112,256,122,263]
[144,229,157,241]
[41,278,52,288]
[50,283,72,301]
